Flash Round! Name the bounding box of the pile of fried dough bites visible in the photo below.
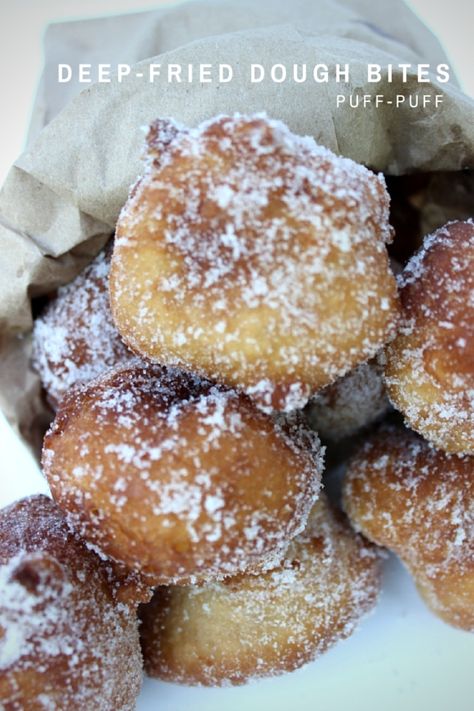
[2,114,471,708]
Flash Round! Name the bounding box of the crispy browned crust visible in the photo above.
[343,426,474,631]
[110,114,399,412]
[139,495,381,686]
[305,359,389,441]
[0,495,147,711]
[383,220,474,454]
[42,362,323,586]
[32,244,133,409]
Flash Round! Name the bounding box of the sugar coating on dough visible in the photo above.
[139,495,381,686]
[383,220,474,454]
[0,495,146,711]
[32,246,133,408]
[111,113,399,412]
[42,362,323,585]
[343,426,474,630]
[305,359,390,441]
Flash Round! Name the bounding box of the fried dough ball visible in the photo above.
[139,494,381,686]
[42,362,323,586]
[0,495,149,711]
[305,359,390,442]
[32,245,133,409]
[383,220,474,455]
[110,113,399,413]
[343,426,474,631]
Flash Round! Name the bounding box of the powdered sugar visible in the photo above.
[139,495,381,686]
[111,113,398,412]
[43,363,323,586]
[0,496,145,710]
[32,246,133,408]
[383,220,474,454]
[343,426,473,599]
[305,359,390,441]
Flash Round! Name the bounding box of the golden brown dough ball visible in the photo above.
[343,426,474,631]
[305,359,390,442]
[139,494,381,686]
[42,362,323,586]
[383,220,474,455]
[32,245,133,409]
[0,495,149,711]
[110,113,399,413]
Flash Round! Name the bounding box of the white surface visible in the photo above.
[0,1,473,709]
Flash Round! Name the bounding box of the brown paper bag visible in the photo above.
[1,0,473,457]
